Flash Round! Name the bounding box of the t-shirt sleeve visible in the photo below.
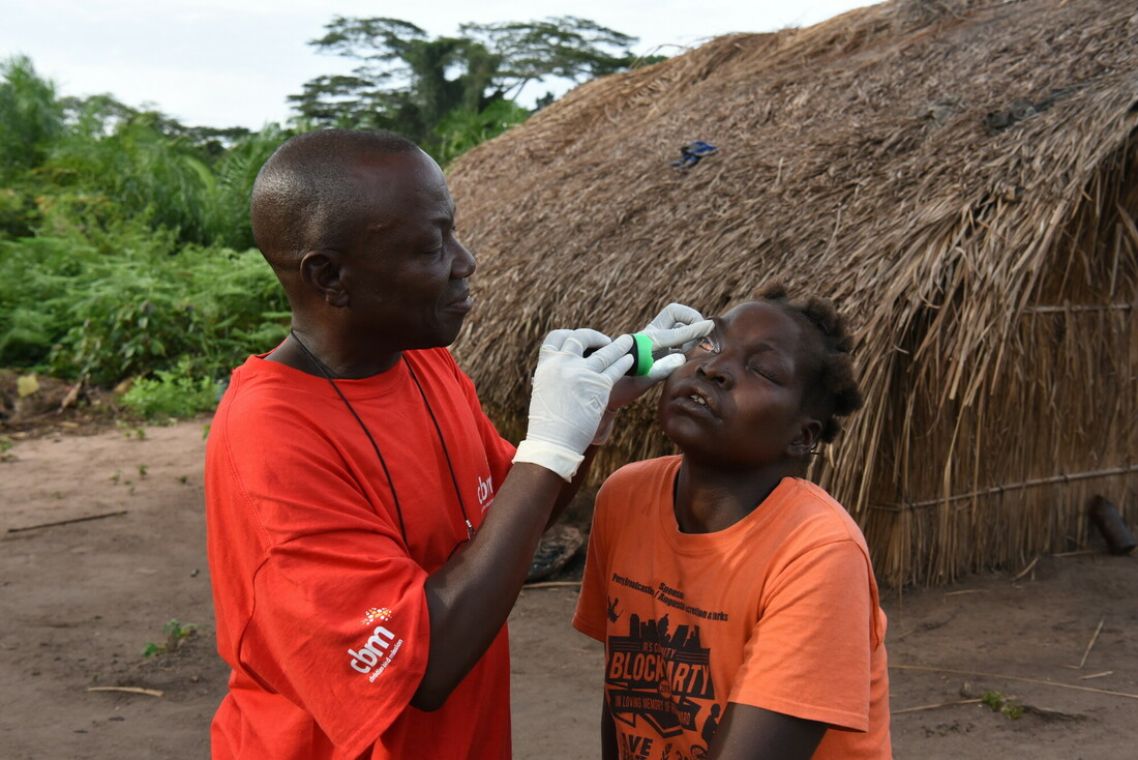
[728,539,875,732]
[223,422,431,756]
[573,480,615,642]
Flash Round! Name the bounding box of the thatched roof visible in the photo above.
[448,0,1138,585]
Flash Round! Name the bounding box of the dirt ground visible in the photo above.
[1,420,1136,759]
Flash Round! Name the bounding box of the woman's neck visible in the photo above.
[673,457,801,534]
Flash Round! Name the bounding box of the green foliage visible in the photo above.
[0,57,287,247]
[121,360,220,420]
[0,222,289,385]
[0,60,294,399]
[435,100,529,165]
[291,15,645,151]
[40,113,282,248]
[459,17,638,83]
[1,37,640,401]
[0,56,63,182]
[981,690,1023,720]
[142,619,197,657]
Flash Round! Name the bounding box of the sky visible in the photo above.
[0,0,874,130]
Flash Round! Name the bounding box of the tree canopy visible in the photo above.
[290,16,654,159]
[0,19,662,390]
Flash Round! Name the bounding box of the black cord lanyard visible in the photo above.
[289,331,475,550]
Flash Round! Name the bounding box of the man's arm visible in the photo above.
[706,703,827,760]
[545,444,599,531]
[413,302,712,709]
[412,460,573,709]
[411,329,630,710]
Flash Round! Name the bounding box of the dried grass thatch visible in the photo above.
[447,0,1138,586]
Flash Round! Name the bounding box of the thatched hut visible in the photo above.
[447,0,1138,586]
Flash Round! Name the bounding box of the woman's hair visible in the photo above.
[753,283,863,443]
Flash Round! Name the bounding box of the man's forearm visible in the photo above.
[545,444,600,531]
[411,462,565,710]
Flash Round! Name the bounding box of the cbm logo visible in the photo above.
[348,625,396,675]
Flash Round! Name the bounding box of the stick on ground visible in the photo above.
[891,664,1138,701]
[1077,616,1106,669]
[86,686,164,698]
[7,510,129,534]
[893,698,983,715]
[1079,671,1114,680]
[1012,556,1040,581]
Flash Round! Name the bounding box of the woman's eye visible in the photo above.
[750,364,781,383]
[696,335,719,352]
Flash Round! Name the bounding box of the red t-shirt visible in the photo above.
[205,348,516,759]
[574,456,891,759]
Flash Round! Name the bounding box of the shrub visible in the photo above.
[0,221,289,385]
[120,360,221,420]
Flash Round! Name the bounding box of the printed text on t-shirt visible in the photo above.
[612,573,729,622]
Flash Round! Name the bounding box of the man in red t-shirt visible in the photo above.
[204,129,711,759]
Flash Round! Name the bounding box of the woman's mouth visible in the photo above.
[672,386,717,418]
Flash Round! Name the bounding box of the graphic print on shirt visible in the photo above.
[476,473,496,513]
[605,573,731,760]
[348,607,405,682]
[607,608,717,738]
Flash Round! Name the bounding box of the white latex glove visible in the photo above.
[593,303,713,445]
[639,303,715,380]
[514,329,635,480]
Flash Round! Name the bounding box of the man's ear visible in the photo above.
[299,250,349,307]
[787,418,822,458]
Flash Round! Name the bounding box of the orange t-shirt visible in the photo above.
[574,456,891,759]
[205,348,516,759]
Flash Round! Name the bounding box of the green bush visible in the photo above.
[0,221,289,385]
[121,360,220,420]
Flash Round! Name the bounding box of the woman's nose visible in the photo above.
[696,353,733,387]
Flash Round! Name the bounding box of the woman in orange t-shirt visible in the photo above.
[575,286,892,759]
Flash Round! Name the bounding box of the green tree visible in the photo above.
[0,56,64,236]
[434,100,529,165]
[0,55,63,181]
[290,16,645,151]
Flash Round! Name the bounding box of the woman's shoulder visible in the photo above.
[774,478,870,551]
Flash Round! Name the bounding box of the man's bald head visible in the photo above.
[250,129,420,273]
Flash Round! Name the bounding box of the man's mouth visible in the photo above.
[445,292,474,312]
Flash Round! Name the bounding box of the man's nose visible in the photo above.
[451,238,476,279]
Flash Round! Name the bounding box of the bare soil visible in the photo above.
[1,421,1135,759]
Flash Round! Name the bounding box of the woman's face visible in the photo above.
[657,301,817,468]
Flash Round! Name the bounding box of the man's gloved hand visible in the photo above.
[593,303,712,445]
[514,329,635,481]
[637,302,714,381]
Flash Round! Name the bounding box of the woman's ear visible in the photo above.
[788,418,822,458]
[299,250,349,307]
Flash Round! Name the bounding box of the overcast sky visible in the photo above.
[1,0,874,129]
